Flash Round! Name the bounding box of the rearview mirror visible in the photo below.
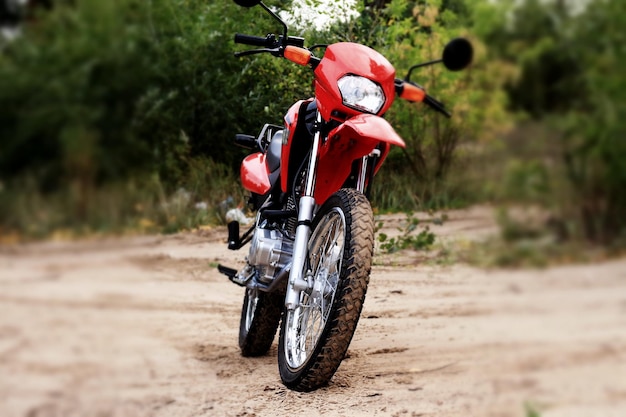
[233,0,261,7]
[442,38,473,71]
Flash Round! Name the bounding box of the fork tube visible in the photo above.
[356,156,369,193]
[285,112,322,311]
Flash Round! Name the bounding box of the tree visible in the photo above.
[324,0,511,209]
[480,0,626,244]
[559,0,626,243]
[0,0,305,233]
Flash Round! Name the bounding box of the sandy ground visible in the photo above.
[1,206,625,417]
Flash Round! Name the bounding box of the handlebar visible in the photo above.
[235,33,274,48]
[235,33,305,49]
[234,37,452,118]
[235,33,271,47]
[234,33,315,66]
[395,79,451,118]
[423,94,451,118]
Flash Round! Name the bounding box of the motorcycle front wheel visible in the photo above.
[278,188,374,391]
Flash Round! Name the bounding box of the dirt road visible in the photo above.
[1,207,625,417]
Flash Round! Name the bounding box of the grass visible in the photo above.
[371,200,621,269]
[0,158,245,243]
[436,204,622,269]
[525,402,542,417]
[4,119,624,267]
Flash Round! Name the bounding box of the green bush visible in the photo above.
[377,214,436,253]
[482,0,626,245]
[0,0,299,236]
[327,0,512,212]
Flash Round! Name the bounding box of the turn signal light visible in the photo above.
[400,83,426,102]
[285,46,312,66]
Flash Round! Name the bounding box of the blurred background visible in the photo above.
[0,0,624,263]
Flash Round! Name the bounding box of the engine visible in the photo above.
[248,223,293,284]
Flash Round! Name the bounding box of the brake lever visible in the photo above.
[423,94,452,118]
[234,48,282,58]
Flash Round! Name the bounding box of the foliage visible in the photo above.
[525,402,542,417]
[13,0,623,248]
[0,0,304,182]
[376,213,436,253]
[500,158,551,204]
[324,0,513,211]
[559,0,626,244]
[481,0,626,245]
[0,0,509,238]
[456,204,623,269]
[0,156,242,238]
[0,0,299,236]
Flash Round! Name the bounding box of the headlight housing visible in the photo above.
[337,75,385,114]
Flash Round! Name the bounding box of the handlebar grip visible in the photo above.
[234,33,270,47]
[424,94,452,118]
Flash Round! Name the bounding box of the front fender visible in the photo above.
[330,114,405,148]
[314,114,405,204]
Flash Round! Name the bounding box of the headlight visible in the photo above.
[337,75,385,114]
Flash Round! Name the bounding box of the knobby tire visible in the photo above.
[277,188,374,391]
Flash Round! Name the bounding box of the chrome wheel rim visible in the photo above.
[244,288,259,333]
[284,208,346,370]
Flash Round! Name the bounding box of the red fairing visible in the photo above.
[314,43,396,121]
[314,114,405,203]
[241,152,271,195]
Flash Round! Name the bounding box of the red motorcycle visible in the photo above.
[219,0,473,391]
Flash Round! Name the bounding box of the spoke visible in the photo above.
[284,207,346,370]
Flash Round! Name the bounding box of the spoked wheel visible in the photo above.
[278,189,374,391]
[239,286,283,357]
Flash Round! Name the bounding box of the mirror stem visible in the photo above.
[405,59,443,81]
[260,2,288,47]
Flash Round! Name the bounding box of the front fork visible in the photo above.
[284,112,322,311]
[284,112,379,311]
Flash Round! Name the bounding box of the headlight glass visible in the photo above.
[337,75,385,114]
